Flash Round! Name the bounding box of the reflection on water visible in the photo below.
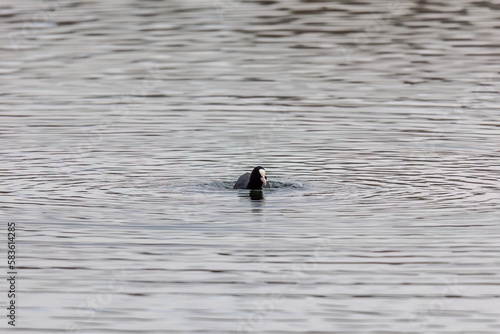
[1,0,500,333]
[249,189,265,201]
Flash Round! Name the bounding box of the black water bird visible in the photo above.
[233,166,270,189]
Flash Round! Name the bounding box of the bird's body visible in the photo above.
[233,166,270,189]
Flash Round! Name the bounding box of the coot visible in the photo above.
[233,166,270,189]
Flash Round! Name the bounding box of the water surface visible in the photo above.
[1,0,500,333]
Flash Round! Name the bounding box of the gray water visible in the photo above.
[1,0,500,333]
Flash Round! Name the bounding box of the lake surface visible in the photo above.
[1,0,500,332]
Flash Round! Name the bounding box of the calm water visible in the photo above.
[1,0,500,333]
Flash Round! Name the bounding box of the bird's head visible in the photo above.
[252,166,267,187]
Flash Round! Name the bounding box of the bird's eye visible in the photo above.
[265,176,268,179]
